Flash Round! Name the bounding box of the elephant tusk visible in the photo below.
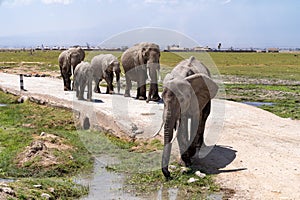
[171,120,180,143]
[152,121,164,137]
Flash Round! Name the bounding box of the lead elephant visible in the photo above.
[74,61,92,101]
[58,47,85,91]
[154,56,219,179]
[121,42,161,102]
[90,54,120,94]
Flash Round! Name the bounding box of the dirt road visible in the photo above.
[0,72,299,199]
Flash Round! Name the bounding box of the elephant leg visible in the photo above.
[94,78,101,93]
[62,72,71,91]
[104,75,114,94]
[147,68,160,102]
[194,101,211,149]
[87,80,92,101]
[177,116,192,167]
[147,83,160,102]
[78,81,85,100]
[124,73,131,97]
[137,77,147,100]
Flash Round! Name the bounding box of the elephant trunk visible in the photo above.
[146,62,161,102]
[162,107,175,179]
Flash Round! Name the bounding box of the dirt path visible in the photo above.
[0,72,299,199]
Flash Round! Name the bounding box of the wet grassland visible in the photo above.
[0,50,299,199]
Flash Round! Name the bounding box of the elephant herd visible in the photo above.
[58,42,219,179]
[58,42,161,102]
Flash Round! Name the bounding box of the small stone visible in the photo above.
[18,96,29,103]
[169,165,177,170]
[48,187,55,193]
[41,193,51,199]
[33,184,42,188]
[40,132,46,136]
[1,187,15,195]
[134,129,144,135]
[180,167,189,173]
[195,171,206,178]
[187,177,199,183]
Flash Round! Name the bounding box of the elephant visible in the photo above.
[153,56,219,179]
[90,54,121,94]
[58,47,85,91]
[74,61,92,101]
[121,42,161,102]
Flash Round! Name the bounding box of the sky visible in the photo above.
[0,0,300,49]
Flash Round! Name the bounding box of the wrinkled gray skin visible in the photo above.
[90,54,121,94]
[74,61,92,101]
[58,47,85,91]
[121,42,161,102]
[160,56,219,179]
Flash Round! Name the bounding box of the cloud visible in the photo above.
[1,0,33,6]
[222,0,231,4]
[41,0,73,4]
[144,0,178,5]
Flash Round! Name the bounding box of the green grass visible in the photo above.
[225,84,300,119]
[209,52,300,80]
[6,177,89,200]
[0,90,92,198]
[124,162,219,199]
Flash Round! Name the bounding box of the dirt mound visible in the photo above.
[16,133,72,168]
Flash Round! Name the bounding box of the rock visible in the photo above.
[180,167,189,173]
[18,96,29,103]
[0,187,15,196]
[40,132,46,136]
[195,171,206,178]
[187,177,199,183]
[33,184,42,188]
[48,187,55,193]
[169,165,177,170]
[41,193,51,199]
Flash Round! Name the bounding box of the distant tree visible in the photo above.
[86,43,90,49]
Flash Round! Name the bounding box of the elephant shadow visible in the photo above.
[91,99,104,103]
[191,145,247,174]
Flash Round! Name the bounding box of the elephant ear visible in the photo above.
[185,73,218,108]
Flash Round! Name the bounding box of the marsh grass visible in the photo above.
[0,90,92,198]
[6,177,89,200]
[124,162,219,199]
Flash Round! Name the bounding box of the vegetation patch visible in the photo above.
[1,177,88,200]
[0,90,93,198]
[124,162,221,199]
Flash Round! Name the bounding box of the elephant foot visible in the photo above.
[64,87,71,91]
[78,97,84,101]
[106,90,115,94]
[151,96,161,102]
[137,96,146,101]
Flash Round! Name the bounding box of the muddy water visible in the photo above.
[76,156,224,200]
[76,158,143,200]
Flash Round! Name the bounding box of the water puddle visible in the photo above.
[76,156,227,200]
[76,158,143,200]
[0,103,7,107]
[0,178,15,183]
[243,101,274,107]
